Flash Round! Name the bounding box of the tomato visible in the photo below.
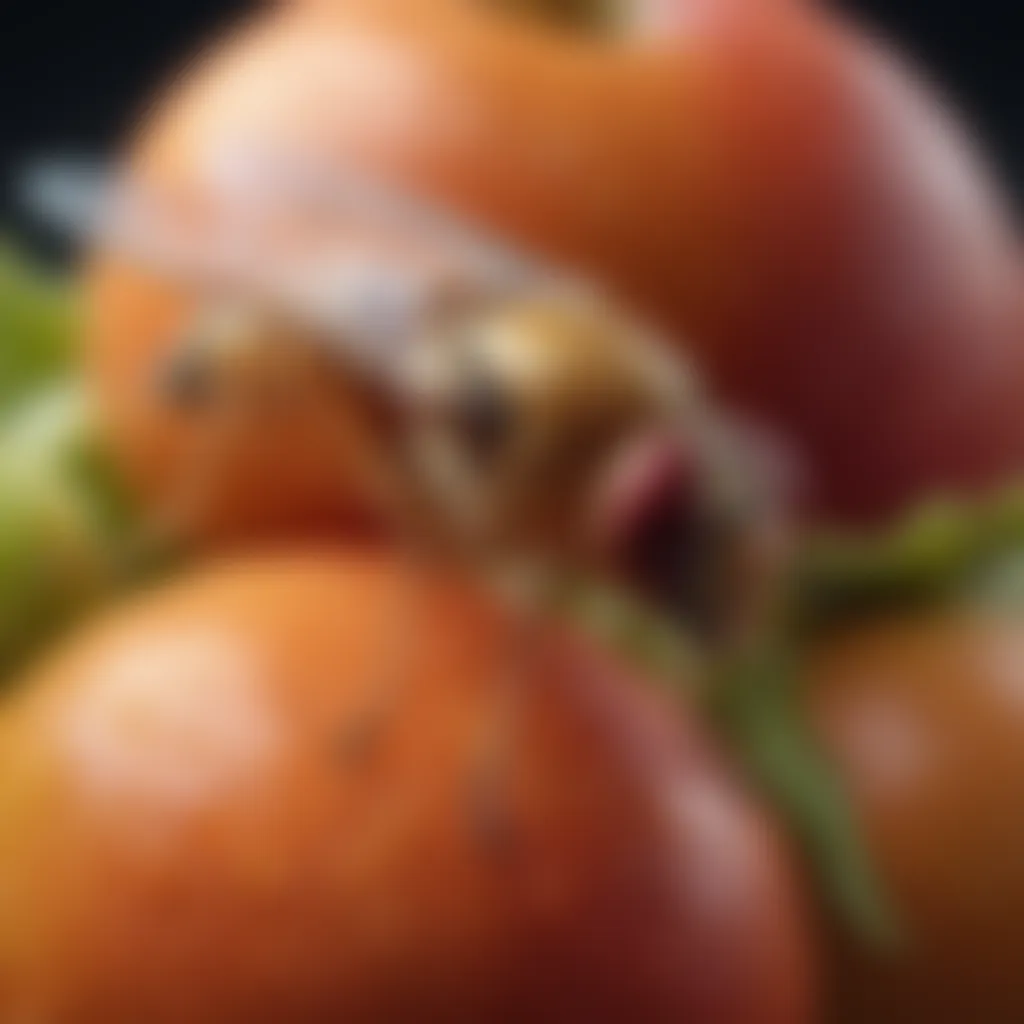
[808,606,1024,1022]
[0,549,816,1023]
[88,0,1024,535]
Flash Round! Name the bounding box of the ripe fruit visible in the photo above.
[809,606,1024,1023]
[89,0,1024,533]
[0,550,816,1023]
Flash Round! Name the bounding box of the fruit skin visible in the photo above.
[86,262,389,542]
[90,0,1024,532]
[0,549,816,1024]
[809,607,1024,1023]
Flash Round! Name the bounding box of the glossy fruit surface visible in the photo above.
[89,0,1024,533]
[0,549,816,1024]
[809,606,1024,1023]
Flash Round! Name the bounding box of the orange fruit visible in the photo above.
[90,0,1024,533]
[0,549,817,1023]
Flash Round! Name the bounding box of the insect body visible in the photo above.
[33,150,795,850]
[32,147,787,640]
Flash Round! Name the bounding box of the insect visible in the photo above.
[31,145,792,842]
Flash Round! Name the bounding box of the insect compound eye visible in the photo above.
[448,362,515,468]
[158,346,217,412]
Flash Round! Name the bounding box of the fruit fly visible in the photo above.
[30,146,792,842]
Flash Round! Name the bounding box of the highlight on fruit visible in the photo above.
[1,0,1022,1020]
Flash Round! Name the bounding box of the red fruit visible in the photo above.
[0,549,817,1024]
[89,0,1024,532]
[810,607,1024,1022]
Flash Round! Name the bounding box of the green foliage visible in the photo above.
[0,243,77,411]
[0,386,134,679]
[0,242,148,682]
[796,485,1024,631]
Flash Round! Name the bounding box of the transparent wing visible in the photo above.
[22,157,259,292]
[202,139,550,293]
[21,146,575,384]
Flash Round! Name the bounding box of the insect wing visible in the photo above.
[22,158,263,293]
[204,140,549,294]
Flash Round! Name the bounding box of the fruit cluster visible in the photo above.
[1,1,1023,1022]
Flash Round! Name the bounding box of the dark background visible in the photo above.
[1,0,1021,232]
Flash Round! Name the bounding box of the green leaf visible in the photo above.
[709,644,899,950]
[0,386,116,678]
[0,242,78,412]
[794,485,1024,632]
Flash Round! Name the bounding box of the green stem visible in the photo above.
[795,485,1024,632]
[709,640,899,950]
